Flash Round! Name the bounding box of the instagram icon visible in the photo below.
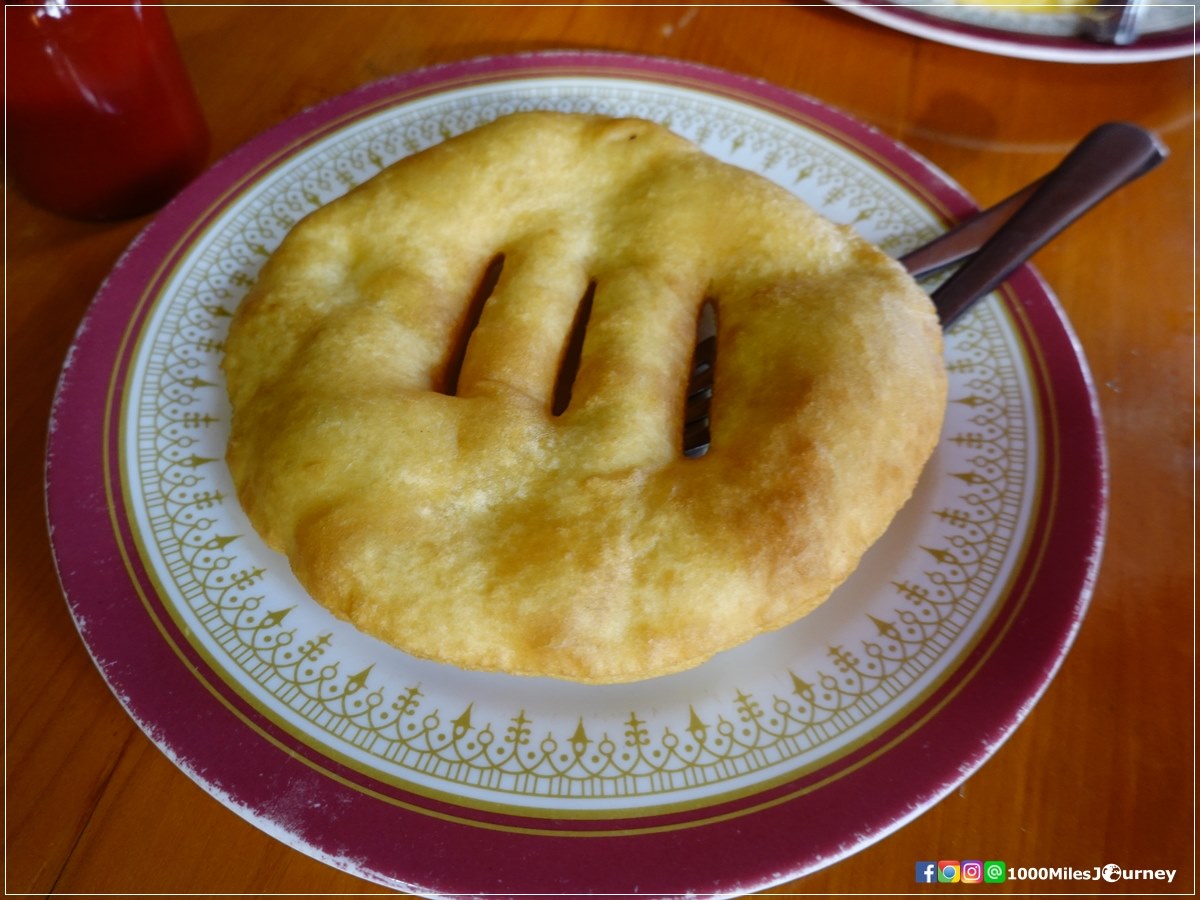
[962,860,983,883]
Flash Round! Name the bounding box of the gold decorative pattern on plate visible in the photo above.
[122,79,1036,809]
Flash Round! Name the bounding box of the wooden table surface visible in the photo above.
[6,4,1194,895]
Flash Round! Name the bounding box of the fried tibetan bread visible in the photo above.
[222,111,947,683]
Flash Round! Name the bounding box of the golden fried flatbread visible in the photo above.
[222,111,946,683]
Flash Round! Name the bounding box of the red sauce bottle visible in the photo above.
[5,0,210,220]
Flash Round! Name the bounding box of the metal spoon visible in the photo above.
[1080,0,1150,46]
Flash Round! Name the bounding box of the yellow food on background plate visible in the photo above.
[951,0,1093,8]
[222,111,947,684]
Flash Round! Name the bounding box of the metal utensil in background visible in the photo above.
[1080,0,1151,46]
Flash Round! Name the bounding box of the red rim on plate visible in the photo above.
[46,52,1105,896]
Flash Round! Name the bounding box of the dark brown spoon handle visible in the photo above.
[928,121,1167,328]
[899,182,1039,277]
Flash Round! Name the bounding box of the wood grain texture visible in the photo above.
[5,3,1193,895]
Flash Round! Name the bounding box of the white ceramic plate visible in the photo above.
[831,0,1197,62]
[48,52,1105,895]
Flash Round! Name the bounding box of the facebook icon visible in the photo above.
[916,861,938,883]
